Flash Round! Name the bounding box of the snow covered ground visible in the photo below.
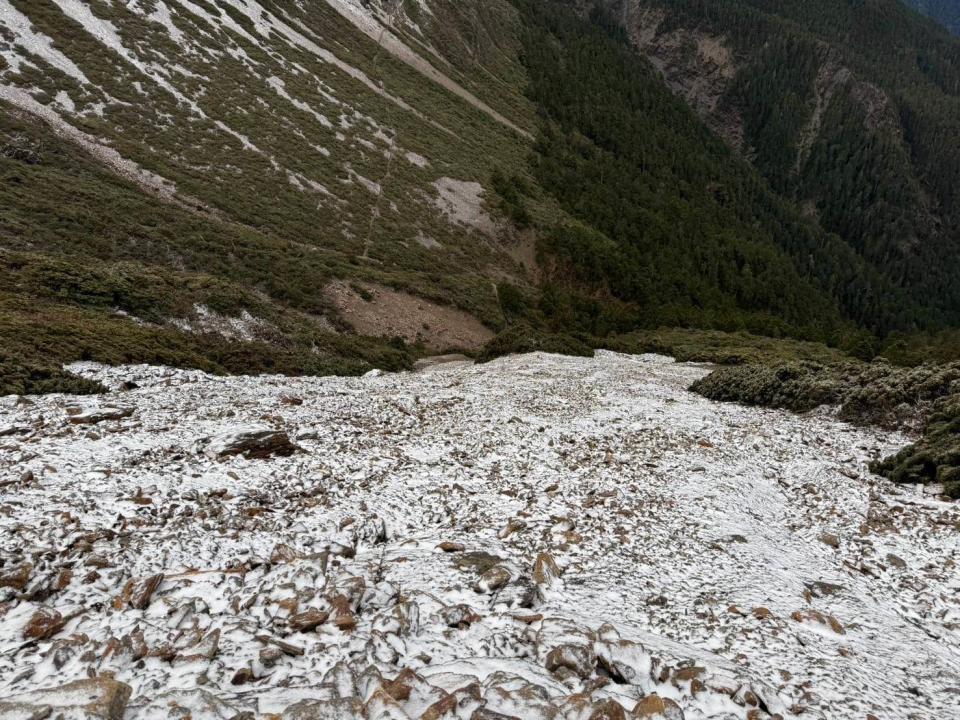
[0,352,957,719]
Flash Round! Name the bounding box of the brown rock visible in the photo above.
[590,699,628,719]
[474,566,511,594]
[68,406,134,425]
[439,604,481,628]
[0,562,32,591]
[632,694,684,719]
[176,629,220,662]
[532,552,561,587]
[437,541,465,553]
[282,698,366,719]
[23,608,66,640]
[260,645,283,667]
[886,553,907,569]
[545,643,596,679]
[119,573,163,610]
[790,609,846,635]
[271,544,300,564]
[0,678,131,720]
[673,666,706,682]
[511,613,543,624]
[255,634,305,657]
[231,668,255,685]
[328,595,357,632]
[752,607,772,620]
[289,609,329,633]
[382,668,419,702]
[205,428,299,460]
[498,518,527,539]
[819,533,840,549]
[421,683,481,720]
[53,569,72,592]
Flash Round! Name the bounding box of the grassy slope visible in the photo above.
[0,0,538,387]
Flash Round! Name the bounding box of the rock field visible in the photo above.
[1,352,957,719]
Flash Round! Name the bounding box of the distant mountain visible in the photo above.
[905,0,960,34]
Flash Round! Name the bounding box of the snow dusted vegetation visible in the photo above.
[1,352,957,719]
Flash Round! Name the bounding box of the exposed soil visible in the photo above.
[324,280,494,351]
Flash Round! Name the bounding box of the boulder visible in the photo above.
[632,694,684,719]
[0,562,32,591]
[475,566,512,594]
[118,573,163,610]
[533,553,561,587]
[545,644,596,679]
[0,678,131,720]
[283,698,365,719]
[289,608,330,632]
[67,406,133,425]
[203,427,299,460]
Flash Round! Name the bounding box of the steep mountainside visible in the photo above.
[905,0,960,34]
[2,0,960,386]
[0,0,535,379]
[606,0,960,330]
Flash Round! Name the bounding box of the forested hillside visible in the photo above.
[611,0,960,330]
[511,0,908,345]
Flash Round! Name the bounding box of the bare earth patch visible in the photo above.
[324,280,494,351]
[432,177,497,236]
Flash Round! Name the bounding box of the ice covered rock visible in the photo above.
[0,678,131,720]
[202,426,299,459]
[475,566,512,594]
[283,697,366,719]
[118,573,163,610]
[533,552,562,587]
[0,562,32,591]
[66,405,133,425]
[631,694,684,719]
[545,643,597,679]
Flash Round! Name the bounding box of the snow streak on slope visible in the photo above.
[0,1,88,82]
[324,0,533,139]
[1,352,957,719]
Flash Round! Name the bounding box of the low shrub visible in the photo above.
[478,323,594,362]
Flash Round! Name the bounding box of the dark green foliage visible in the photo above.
[642,0,960,330]
[511,0,916,340]
[692,358,960,494]
[491,170,533,228]
[478,323,594,361]
[690,363,845,413]
[497,281,528,318]
[0,354,105,396]
[874,403,960,498]
[904,0,960,35]
[601,328,849,365]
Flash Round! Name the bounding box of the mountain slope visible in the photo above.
[606,0,960,330]
[0,0,539,378]
[2,0,960,385]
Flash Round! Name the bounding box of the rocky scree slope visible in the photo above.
[0,352,958,719]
